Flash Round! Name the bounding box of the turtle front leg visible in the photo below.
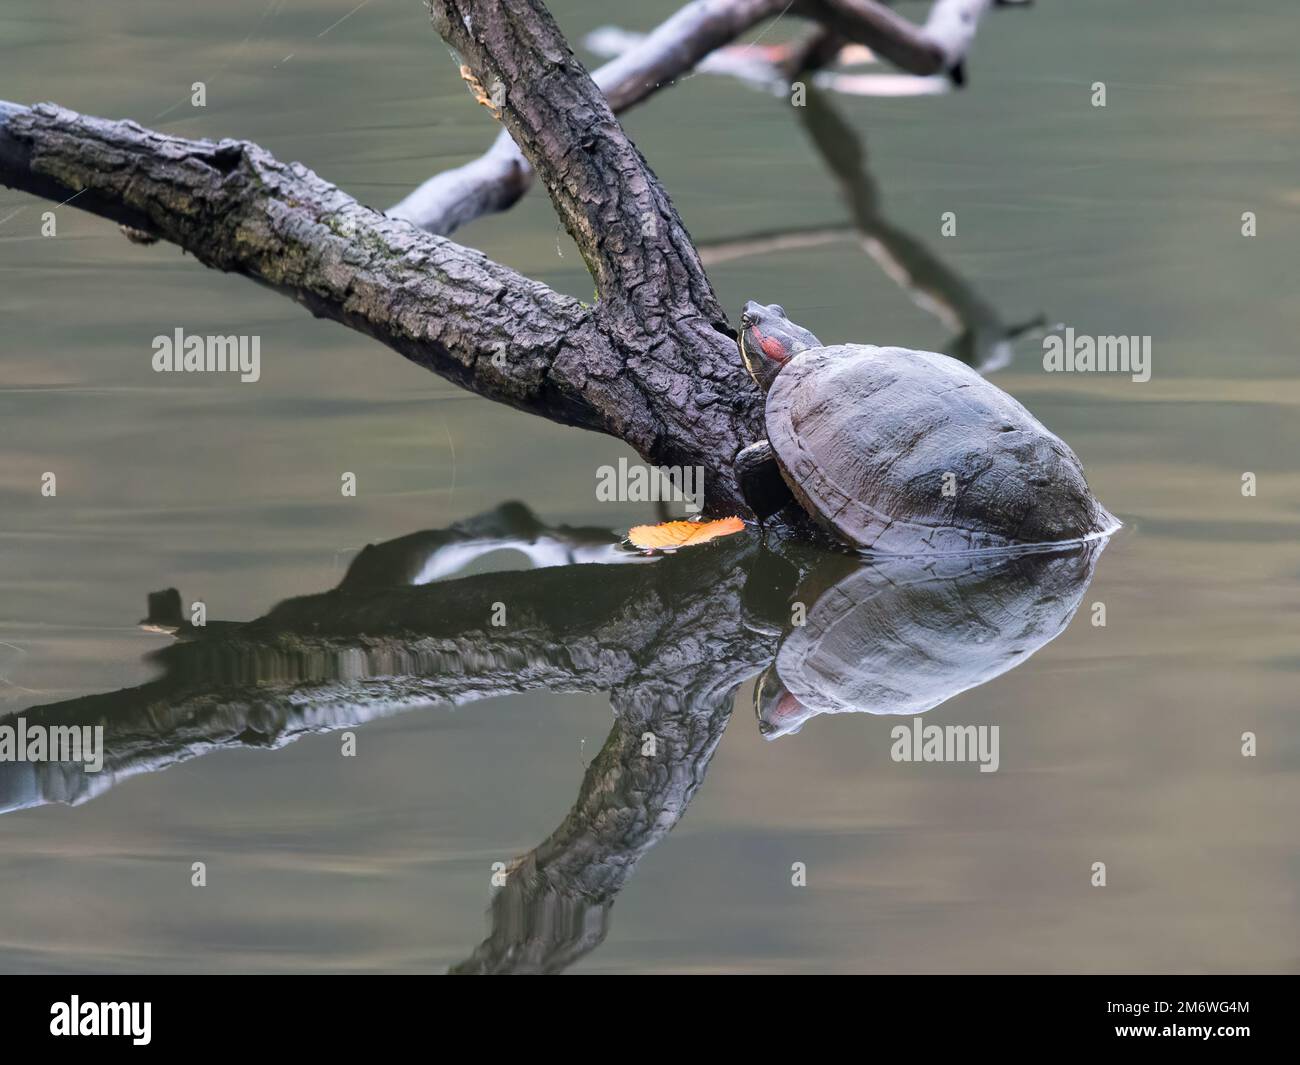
[735,440,794,520]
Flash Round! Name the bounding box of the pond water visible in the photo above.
[0,0,1296,973]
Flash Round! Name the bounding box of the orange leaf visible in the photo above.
[626,516,746,551]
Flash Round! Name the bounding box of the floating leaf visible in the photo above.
[626,516,746,551]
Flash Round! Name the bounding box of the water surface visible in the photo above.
[0,0,1296,973]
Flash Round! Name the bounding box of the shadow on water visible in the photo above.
[0,501,1107,973]
[698,82,1045,372]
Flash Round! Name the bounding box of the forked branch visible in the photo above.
[430,0,726,327]
[393,0,1003,236]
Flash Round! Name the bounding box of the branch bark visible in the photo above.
[429,0,726,328]
[0,100,603,425]
[423,0,768,506]
[0,98,759,510]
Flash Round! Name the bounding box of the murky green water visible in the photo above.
[1,0,1296,973]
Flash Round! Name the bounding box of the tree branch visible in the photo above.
[390,0,787,236]
[393,0,1003,237]
[796,0,993,79]
[590,28,1038,370]
[0,100,603,426]
[428,0,725,327]
[0,99,761,510]
[418,1,768,506]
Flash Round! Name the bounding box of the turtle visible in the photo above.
[753,537,1108,739]
[734,301,1117,553]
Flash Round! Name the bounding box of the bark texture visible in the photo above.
[0,97,758,509]
[0,100,600,426]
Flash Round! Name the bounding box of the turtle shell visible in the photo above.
[766,345,1116,552]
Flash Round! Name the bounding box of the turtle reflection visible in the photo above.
[2,503,1108,973]
[750,542,1107,739]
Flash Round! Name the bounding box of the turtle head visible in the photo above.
[739,301,821,393]
[754,663,815,740]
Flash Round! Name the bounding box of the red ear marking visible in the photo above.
[774,692,806,722]
[759,334,787,362]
